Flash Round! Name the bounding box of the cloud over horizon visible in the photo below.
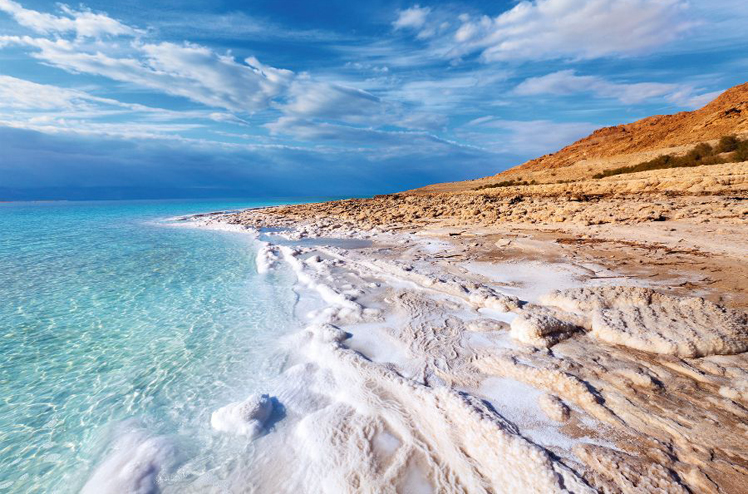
[0,0,745,199]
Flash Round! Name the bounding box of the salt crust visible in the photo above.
[266,239,593,493]
[81,424,175,494]
[541,286,748,357]
[211,394,274,437]
[538,394,571,422]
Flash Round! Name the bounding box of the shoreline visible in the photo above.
[187,197,748,493]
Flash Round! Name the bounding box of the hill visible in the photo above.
[414,82,748,194]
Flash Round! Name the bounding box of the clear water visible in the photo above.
[0,199,311,493]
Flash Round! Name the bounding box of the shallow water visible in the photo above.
[0,199,315,493]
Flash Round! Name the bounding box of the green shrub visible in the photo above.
[474,178,535,190]
[593,135,745,179]
[687,142,714,160]
[717,135,739,153]
[734,140,748,162]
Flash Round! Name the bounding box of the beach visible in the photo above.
[186,179,747,493]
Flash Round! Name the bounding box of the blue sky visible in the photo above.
[0,0,746,199]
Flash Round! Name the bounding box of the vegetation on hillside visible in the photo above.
[474,178,537,190]
[593,135,748,179]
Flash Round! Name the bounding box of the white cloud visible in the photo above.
[398,0,692,62]
[0,0,140,37]
[393,5,431,31]
[390,70,509,111]
[0,75,262,141]
[515,70,719,108]
[280,80,381,122]
[266,116,483,156]
[2,35,295,113]
[462,117,598,155]
[208,112,250,126]
[0,74,100,110]
[0,74,178,116]
[0,117,202,140]
[666,88,723,109]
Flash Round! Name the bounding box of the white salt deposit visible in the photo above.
[462,260,588,303]
[255,242,279,273]
[81,424,174,494]
[211,393,274,437]
[157,216,748,492]
[509,311,579,348]
[543,286,748,357]
[257,236,596,493]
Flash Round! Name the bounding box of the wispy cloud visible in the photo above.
[1,35,295,113]
[0,74,250,140]
[0,0,140,37]
[396,0,693,62]
[280,80,382,122]
[514,70,718,108]
[461,117,599,155]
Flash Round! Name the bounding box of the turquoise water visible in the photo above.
[0,200,309,493]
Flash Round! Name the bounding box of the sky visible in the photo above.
[0,0,746,200]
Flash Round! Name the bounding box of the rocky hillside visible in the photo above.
[415,82,748,193]
[507,82,748,174]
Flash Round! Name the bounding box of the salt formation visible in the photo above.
[211,394,274,437]
[290,307,594,493]
[81,425,174,494]
[509,308,580,348]
[574,444,689,494]
[541,286,748,357]
[719,379,748,404]
[192,210,748,492]
[538,394,570,422]
[255,242,279,273]
[261,239,595,493]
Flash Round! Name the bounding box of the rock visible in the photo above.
[510,311,579,348]
[542,286,748,357]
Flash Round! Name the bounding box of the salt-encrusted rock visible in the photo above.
[211,394,274,437]
[540,286,663,314]
[538,394,570,422]
[541,286,748,357]
[255,243,279,274]
[591,297,748,357]
[468,286,520,312]
[510,312,579,348]
[467,318,508,332]
[574,444,689,494]
[719,379,748,404]
[308,323,349,344]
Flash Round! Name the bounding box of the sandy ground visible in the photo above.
[183,189,748,494]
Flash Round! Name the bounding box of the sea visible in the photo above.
[0,199,320,493]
